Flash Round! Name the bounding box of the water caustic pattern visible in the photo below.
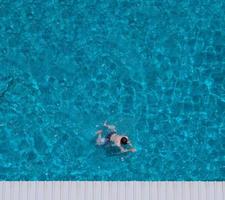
[0,0,225,180]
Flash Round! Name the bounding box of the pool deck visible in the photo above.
[0,181,224,200]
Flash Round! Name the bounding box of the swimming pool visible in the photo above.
[0,0,225,181]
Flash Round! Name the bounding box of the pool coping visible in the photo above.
[0,181,224,200]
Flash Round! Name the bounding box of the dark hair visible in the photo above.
[121,137,128,145]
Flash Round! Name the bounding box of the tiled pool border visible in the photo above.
[0,181,224,200]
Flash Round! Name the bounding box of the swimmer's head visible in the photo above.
[121,137,128,145]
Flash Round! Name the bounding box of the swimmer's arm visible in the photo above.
[119,146,136,153]
[104,121,116,131]
[127,141,136,151]
[115,143,127,152]
[119,146,126,152]
[127,141,133,147]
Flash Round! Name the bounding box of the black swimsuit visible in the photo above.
[105,131,116,143]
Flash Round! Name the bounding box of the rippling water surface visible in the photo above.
[0,0,225,180]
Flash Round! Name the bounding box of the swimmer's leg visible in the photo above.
[96,130,103,135]
[96,138,106,145]
[96,130,106,145]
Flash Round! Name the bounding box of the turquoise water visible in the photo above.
[0,0,225,180]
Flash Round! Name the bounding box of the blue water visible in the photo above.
[0,0,225,181]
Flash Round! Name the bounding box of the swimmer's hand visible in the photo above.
[121,148,136,153]
[129,148,136,152]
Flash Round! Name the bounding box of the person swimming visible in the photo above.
[96,121,136,153]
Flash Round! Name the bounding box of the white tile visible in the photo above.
[149,182,158,200]
[125,182,134,200]
[214,182,223,200]
[11,182,19,200]
[79,181,85,200]
[69,181,77,199]
[52,181,61,200]
[101,181,109,200]
[174,181,182,200]
[134,181,142,200]
[158,181,166,200]
[27,182,36,200]
[222,182,225,200]
[38,181,46,200]
[93,181,101,200]
[0,182,5,199]
[206,182,215,200]
[44,181,52,200]
[3,182,10,200]
[166,182,175,200]
[117,181,126,200]
[182,182,191,200]
[84,181,93,200]
[19,182,28,200]
[109,181,117,200]
[60,181,69,200]
[198,182,207,200]
[0,181,225,200]
[142,182,151,200]
[190,182,198,200]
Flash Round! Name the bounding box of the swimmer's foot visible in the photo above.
[96,130,103,135]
